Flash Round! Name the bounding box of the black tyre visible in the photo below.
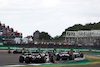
[69,54,74,60]
[19,56,24,63]
[8,50,11,54]
[13,51,16,54]
[49,53,51,57]
[80,53,84,58]
[25,57,30,63]
[62,57,67,60]
[50,56,55,63]
[56,54,60,61]
[69,55,72,60]
[41,56,46,63]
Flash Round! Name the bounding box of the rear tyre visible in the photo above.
[19,56,24,63]
[41,56,46,63]
[50,56,55,63]
[56,54,60,61]
[13,51,16,54]
[8,50,11,54]
[25,57,30,63]
[69,54,74,60]
[80,53,84,58]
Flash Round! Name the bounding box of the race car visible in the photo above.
[55,51,84,61]
[73,52,84,58]
[19,51,55,63]
[57,51,74,60]
[8,49,22,54]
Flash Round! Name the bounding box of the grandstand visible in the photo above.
[0,21,22,41]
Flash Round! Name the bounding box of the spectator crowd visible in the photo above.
[0,22,22,39]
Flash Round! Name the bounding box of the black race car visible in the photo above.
[8,49,22,54]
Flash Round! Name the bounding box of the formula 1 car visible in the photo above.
[19,51,55,63]
[73,52,84,58]
[55,51,74,60]
[8,49,22,54]
[55,51,84,61]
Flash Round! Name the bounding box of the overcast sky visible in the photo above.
[0,0,100,37]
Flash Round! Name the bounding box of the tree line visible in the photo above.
[61,22,100,36]
[34,22,100,40]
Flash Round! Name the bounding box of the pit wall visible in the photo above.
[0,46,100,53]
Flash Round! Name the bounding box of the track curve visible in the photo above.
[0,50,100,67]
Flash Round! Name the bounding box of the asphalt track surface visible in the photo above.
[0,50,73,66]
[0,51,100,67]
[0,51,22,66]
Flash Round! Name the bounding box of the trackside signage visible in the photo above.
[73,49,90,52]
[40,48,54,51]
[0,41,4,46]
[10,47,23,50]
[25,48,38,50]
[56,48,71,51]
[0,47,8,49]
[1,46,100,53]
[91,49,100,53]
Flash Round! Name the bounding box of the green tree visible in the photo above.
[61,22,100,36]
[39,32,52,40]
[53,36,60,40]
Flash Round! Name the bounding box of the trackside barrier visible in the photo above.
[0,46,100,53]
[91,49,100,53]
[0,46,8,49]
[73,49,90,52]
[0,41,4,46]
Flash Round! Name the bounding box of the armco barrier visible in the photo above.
[0,46,100,53]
